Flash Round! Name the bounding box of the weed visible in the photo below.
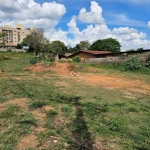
[46,110,58,118]
[37,130,56,145]
[29,100,47,110]
[0,105,20,118]
[17,112,37,126]
[127,107,139,112]
[101,103,110,112]
[113,102,125,107]
[61,106,72,114]
[107,117,126,131]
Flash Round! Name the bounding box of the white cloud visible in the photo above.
[148,21,150,28]
[78,1,104,25]
[67,16,81,35]
[0,0,66,28]
[0,0,150,51]
[64,1,150,51]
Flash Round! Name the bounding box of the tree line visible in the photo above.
[20,28,122,55]
[1,28,145,55]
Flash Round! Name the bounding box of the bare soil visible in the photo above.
[0,98,28,112]
[24,62,150,97]
[16,134,39,150]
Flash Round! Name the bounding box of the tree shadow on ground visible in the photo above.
[67,97,94,150]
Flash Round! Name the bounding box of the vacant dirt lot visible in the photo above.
[25,62,150,97]
[1,62,150,149]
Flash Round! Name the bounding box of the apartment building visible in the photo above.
[0,24,31,47]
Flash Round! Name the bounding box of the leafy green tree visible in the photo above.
[22,28,46,55]
[75,44,81,51]
[49,40,67,54]
[66,44,81,53]
[101,38,121,52]
[126,49,134,52]
[67,47,76,53]
[90,39,102,50]
[136,47,144,51]
[90,38,121,52]
[16,43,22,49]
[79,40,90,50]
[0,33,7,47]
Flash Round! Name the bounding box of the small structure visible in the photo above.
[58,53,73,60]
[67,50,112,60]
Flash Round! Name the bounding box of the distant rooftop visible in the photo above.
[79,50,112,54]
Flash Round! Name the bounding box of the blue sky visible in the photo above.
[0,0,150,51]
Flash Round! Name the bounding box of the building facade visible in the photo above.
[0,24,31,47]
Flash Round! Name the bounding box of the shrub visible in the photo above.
[29,100,47,109]
[67,58,73,62]
[108,117,126,131]
[29,55,43,65]
[72,56,81,63]
[30,57,38,64]
[7,49,11,52]
[123,57,141,71]
[146,59,150,68]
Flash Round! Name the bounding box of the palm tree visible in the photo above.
[79,40,90,50]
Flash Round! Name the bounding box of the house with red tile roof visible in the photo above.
[66,50,112,60]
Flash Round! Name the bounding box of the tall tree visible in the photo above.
[79,40,90,50]
[49,40,67,54]
[75,44,81,51]
[90,39,102,50]
[101,38,121,52]
[90,38,121,53]
[22,28,46,55]
[136,47,144,51]
[0,33,7,47]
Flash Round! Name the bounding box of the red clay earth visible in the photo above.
[24,62,150,96]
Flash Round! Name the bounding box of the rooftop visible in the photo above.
[79,50,112,54]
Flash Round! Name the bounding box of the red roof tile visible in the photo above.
[79,50,112,54]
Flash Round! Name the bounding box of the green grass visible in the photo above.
[0,106,34,149]
[0,52,150,149]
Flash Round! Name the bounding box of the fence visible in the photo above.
[85,52,150,65]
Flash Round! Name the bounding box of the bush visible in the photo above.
[72,56,81,63]
[67,58,73,62]
[108,117,126,131]
[146,59,150,68]
[123,57,141,71]
[7,49,11,52]
[30,57,38,64]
